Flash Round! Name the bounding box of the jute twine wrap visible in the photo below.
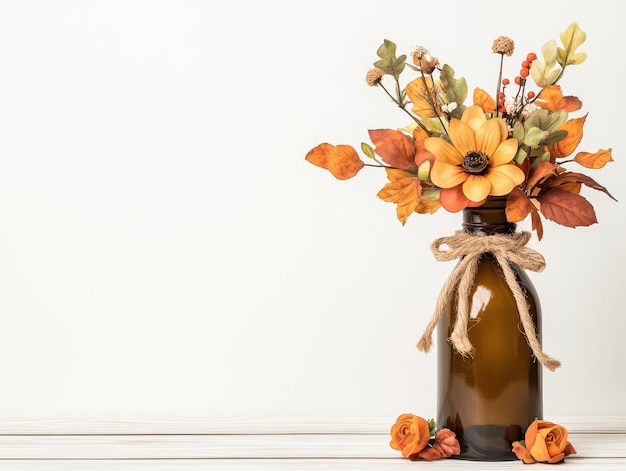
[416,230,561,372]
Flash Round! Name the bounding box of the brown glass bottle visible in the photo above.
[437,197,542,461]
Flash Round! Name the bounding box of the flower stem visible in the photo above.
[379,82,432,135]
[495,53,504,118]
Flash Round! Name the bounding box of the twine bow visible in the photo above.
[416,230,561,371]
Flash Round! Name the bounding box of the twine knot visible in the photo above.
[416,230,561,371]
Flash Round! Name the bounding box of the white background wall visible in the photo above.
[0,0,623,423]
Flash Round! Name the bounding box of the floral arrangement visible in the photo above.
[305,23,615,239]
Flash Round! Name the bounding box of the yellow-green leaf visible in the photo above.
[530,40,561,88]
[557,22,587,66]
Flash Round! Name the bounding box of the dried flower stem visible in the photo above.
[378,81,432,135]
[495,53,504,118]
[418,69,447,134]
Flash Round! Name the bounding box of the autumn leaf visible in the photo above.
[527,162,558,188]
[535,85,582,112]
[405,77,440,118]
[412,126,436,166]
[530,202,544,241]
[305,143,364,180]
[549,114,587,159]
[506,187,532,222]
[573,148,613,169]
[544,171,617,201]
[376,174,422,225]
[473,87,496,113]
[369,129,417,169]
[384,168,415,182]
[415,198,441,214]
[537,188,597,227]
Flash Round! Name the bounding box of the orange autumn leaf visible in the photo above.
[384,168,416,182]
[506,187,532,222]
[412,126,436,166]
[377,175,422,225]
[473,87,496,113]
[537,187,597,227]
[405,77,440,118]
[549,114,587,159]
[530,203,544,241]
[527,162,558,188]
[305,143,364,180]
[415,198,441,214]
[369,129,417,169]
[573,148,613,169]
[535,85,582,112]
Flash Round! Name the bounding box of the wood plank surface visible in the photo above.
[0,418,623,470]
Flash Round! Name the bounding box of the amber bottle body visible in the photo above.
[437,199,543,461]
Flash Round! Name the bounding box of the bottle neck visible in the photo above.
[462,197,516,236]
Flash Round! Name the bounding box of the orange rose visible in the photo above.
[389,414,431,458]
[512,420,577,464]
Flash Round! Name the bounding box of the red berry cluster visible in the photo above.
[499,52,538,112]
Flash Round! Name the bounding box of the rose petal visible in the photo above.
[412,446,443,461]
[512,441,535,464]
[432,429,461,457]
[547,452,566,464]
[563,442,577,457]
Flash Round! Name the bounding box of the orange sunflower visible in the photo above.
[425,105,525,212]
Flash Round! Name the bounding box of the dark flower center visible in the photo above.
[462,151,490,175]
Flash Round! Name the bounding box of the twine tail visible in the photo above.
[495,253,561,372]
[417,256,475,353]
[448,255,480,356]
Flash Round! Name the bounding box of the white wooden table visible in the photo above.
[0,418,623,470]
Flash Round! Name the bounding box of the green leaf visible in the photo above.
[420,117,447,135]
[373,59,394,75]
[531,151,551,167]
[523,127,550,146]
[360,142,376,159]
[524,109,567,133]
[513,122,525,143]
[376,39,397,62]
[448,104,466,120]
[542,129,568,146]
[417,161,431,180]
[515,145,529,164]
[438,64,467,107]
[428,418,436,437]
[373,40,406,78]
[421,188,441,200]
